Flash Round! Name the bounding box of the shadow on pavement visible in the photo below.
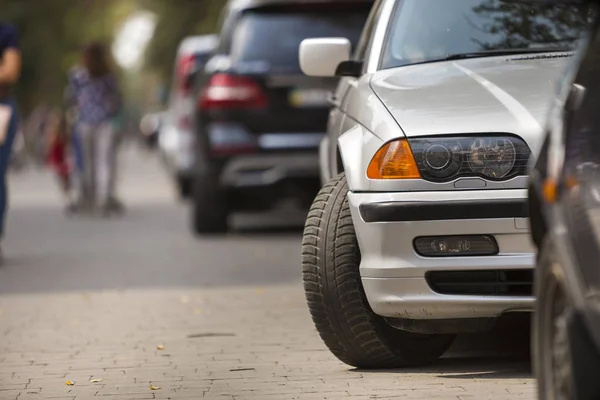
[351,313,532,379]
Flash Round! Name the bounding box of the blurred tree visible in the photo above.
[0,0,225,113]
[0,0,133,112]
[142,0,222,83]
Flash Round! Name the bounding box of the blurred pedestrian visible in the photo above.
[0,23,21,260]
[66,42,124,216]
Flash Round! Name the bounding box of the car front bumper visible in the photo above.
[347,189,534,320]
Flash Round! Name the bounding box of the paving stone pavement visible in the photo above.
[0,287,535,400]
[0,145,535,399]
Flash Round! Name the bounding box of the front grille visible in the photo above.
[426,270,533,296]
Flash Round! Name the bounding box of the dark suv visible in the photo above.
[528,1,600,398]
[190,0,373,234]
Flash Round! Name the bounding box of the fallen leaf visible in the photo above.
[156,344,165,350]
[193,308,202,315]
[65,381,75,386]
[179,295,191,304]
[149,385,161,390]
[89,379,103,383]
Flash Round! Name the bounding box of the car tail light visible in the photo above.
[199,73,268,110]
[177,54,196,95]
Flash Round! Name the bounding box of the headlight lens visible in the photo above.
[468,138,516,179]
[408,136,530,182]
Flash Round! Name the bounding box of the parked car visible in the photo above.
[160,34,218,197]
[529,1,600,398]
[299,0,590,368]
[190,0,374,234]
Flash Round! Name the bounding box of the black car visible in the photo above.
[190,0,373,234]
[528,1,600,398]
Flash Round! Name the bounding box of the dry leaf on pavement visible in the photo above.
[156,344,165,350]
[149,385,161,390]
[65,381,75,386]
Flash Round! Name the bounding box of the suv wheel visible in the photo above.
[177,175,192,199]
[302,173,455,369]
[191,169,229,235]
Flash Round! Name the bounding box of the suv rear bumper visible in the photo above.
[220,153,320,188]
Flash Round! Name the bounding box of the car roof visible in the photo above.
[227,0,373,11]
[178,34,219,55]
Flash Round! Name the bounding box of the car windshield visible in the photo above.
[231,10,368,71]
[381,0,594,69]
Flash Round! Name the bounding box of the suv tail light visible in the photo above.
[199,73,268,110]
[177,54,196,95]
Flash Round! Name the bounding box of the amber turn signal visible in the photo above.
[367,139,421,179]
[542,178,557,203]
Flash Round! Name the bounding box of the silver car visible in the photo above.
[160,34,218,198]
[299,0,590,368]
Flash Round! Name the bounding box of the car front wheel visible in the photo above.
[301,173,455,369]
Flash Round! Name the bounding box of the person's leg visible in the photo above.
[0,101,20,241]
[108,124,123,209]
[77,124,96,209]
[95,121,116,209]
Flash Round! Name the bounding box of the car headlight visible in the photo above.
[367,136,531,182]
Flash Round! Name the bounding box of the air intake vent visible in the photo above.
[427,270,533,296]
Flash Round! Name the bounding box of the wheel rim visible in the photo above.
[542,268,573,400]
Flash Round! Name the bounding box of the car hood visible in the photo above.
[370,54,571,154]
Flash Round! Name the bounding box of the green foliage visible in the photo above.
[1,0,224,113]
[0,0,128,112]
[142,0,223,82]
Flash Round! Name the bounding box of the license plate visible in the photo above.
[289,89,330,108]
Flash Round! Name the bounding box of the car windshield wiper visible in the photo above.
[443,48,573,61]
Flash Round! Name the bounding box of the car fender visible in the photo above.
[337,125,384,192]
[319,135,331,186]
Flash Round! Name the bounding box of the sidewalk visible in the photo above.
[0,287,534,400]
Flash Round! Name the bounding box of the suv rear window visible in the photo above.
[230,9,369,71]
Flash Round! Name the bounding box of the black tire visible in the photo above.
[191,170,229,235]
[533,237,574,400]
[302,173,455,369]
[177,175,192,199]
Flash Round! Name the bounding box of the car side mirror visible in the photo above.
[205,54,232,74]
[299,38,353,77]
